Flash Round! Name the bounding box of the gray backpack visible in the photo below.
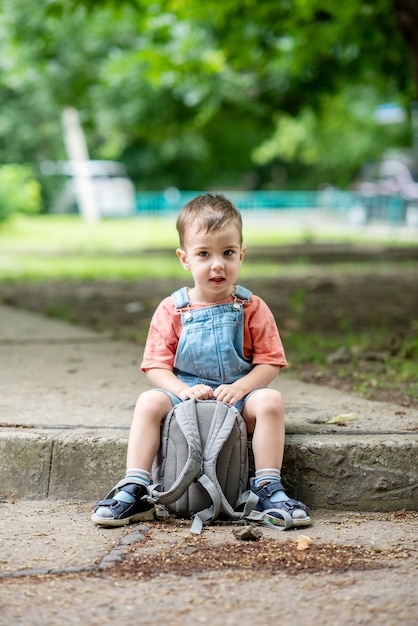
[149,399,258,533]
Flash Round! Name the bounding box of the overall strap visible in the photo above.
[171,287,190,310]
[234,285,252,302]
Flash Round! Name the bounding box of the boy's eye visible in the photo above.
[224,249,234,256]
[198,251,209,257]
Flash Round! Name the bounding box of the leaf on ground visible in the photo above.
[326,413,357,424]
[296,535,312,551]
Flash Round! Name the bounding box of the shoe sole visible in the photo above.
[250,510,312,530]
[264,512,312,526]
[91,507,157,527]
[291,516,312,527]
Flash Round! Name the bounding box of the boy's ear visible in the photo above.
[240,246,246,263]
[176,248,190,270]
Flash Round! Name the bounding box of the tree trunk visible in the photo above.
[393,0,418,96]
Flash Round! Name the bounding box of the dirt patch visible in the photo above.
[98,510,417,580]
[1,509,416,583]
[107,536,405,580]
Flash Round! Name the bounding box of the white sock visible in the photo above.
[253,468,282,488]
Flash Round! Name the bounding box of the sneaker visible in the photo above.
[91,483,157,527]
[251,479,311,528]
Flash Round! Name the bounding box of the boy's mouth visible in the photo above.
[210,276,225,284]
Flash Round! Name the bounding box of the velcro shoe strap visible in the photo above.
[255,479,285,498]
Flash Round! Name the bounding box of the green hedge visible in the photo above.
[0,164,42,222]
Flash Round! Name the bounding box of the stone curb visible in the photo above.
[1,429,417,510]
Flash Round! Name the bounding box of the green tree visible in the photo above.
[65,0,418,187]
[0,0,415,198]
[394,0,418,91]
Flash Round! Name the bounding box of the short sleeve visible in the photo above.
[243,296,287,368]
[140,297,181,372]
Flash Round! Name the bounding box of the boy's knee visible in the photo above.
[244,387,284,418]
[135,389,171,413]
[257,387,283,408]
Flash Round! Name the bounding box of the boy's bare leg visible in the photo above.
[127,390,173,471]
[242,388,285,469]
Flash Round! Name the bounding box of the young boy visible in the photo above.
[92,193,310,528]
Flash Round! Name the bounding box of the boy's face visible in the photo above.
[176,222,245,302]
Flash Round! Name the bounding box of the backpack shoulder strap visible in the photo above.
[149,399,202,505]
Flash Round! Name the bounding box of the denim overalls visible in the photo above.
[158,285,253,414]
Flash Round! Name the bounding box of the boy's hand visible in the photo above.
[213,383,245,406]
[178,384,214,401]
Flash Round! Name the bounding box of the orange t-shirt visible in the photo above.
[141,292,287,372]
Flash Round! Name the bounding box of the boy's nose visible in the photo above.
[211,256,225,270]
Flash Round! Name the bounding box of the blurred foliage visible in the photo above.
[0,0,415,206]
[0,165,42,222]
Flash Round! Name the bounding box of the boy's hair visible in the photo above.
[176,194,243,247]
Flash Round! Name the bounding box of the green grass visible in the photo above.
[1,214,417,282]
[0,214,179,252]
[0,253,182,281]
